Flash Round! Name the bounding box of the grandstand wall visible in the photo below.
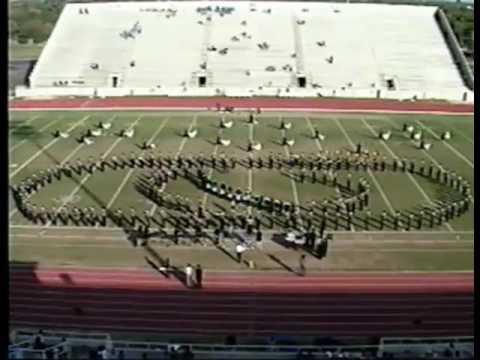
[22,1,474,103]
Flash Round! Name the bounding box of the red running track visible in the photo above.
[9,97,474,115]
[9,266,474,337]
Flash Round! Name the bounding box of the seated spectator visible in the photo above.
[33,335,45,350]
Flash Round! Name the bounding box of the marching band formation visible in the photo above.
[11,108,473,257]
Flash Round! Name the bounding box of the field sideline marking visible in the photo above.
[8,224,474,234]
[9,117,61,153]
[9,106,474,116]
[360,118,454,232]
[149,115,197,217]
[9,235,474,246]
[9,115,89,179]
[8,240,473,252]
[334,118,396,216]
[414,120,474,169]
[42,116,144,227]
[106,117,169,210]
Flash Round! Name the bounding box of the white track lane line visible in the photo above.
[360,118,454,232]
[334,118,396,216]
[414,120,474,169]
[10,115,89,179]
[106,117,169,210]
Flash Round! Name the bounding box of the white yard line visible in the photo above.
[149,115,197,217]
[9,114,40,134]
[9,240,472,252]
[9,115,89,179]
[201,138,221,208]
[9,117,60,153]
[360,118,454,232]
[440,123,474,146]
[279,117,301,210]
[247,123,254,216]
[9,224,474,236]
[106,117,169,210]
[305,116,323,151]
[175,115,198,158]
[334,118,396,216]
[42,116,144,227]
[9,142,85,219]
[414,120,474,169]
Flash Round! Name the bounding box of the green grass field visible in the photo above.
[9,110,474,271]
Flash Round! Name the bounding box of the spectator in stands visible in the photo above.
[117,350,125,360]
[33,331,45,350]
[181,346,195,360]
[97,345,108,359]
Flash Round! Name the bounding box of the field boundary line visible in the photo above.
[9,240,474,252]
[361,118,454,232]
[10,115,89,179]
[414,120,474,169]
[334,118,396,216]
[9,106,474,116]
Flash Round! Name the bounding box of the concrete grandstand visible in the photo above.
[19,1,473,102]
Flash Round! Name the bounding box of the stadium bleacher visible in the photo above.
[9,329,475,360]
[24,1,473,101]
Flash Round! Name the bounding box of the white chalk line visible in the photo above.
[10,115,89,179]
[360,118,454,232]
[334,118,396,216]
[106,117,169,210]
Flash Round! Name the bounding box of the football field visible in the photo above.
[9,110,474,271]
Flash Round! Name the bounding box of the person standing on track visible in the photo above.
[185,264,194,288]
[235,243,246,263]
[298,254,306,276]
[195,264,203,289]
